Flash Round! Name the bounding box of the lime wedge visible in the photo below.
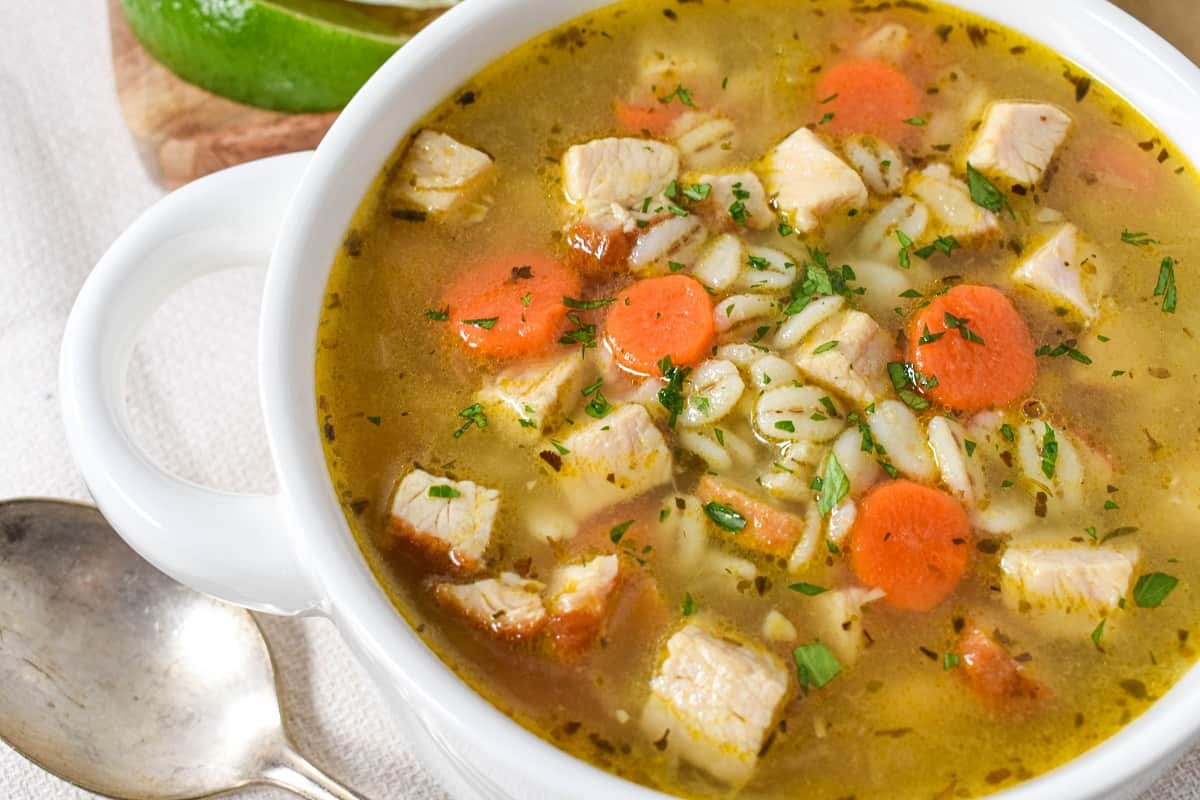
[119,0,450,112]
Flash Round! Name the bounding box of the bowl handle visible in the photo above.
[59,152,321,616]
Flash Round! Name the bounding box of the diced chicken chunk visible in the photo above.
[392,130,495,218]
[695,171,772,230]
[477,352,589,439]
[434,573,547,639]
[641,623,789,785]
[910,163,999,241]
[669,111,737,170]
[1000,544,1137,617]
[546,554,621,657]
[968,101,1072,184]
[794,311,895,406]
[763,128,868,233]
[552,404,673,518]
[388,469,499,574]
[562,138,680,209]
[812,586,885,666]
[1012,223,1099,322]
[696,475,808,559]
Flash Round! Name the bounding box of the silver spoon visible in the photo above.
[0,498,367,800]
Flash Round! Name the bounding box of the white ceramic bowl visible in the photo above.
[60,1,1200,798]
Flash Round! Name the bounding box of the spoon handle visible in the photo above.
[260,746,372,800]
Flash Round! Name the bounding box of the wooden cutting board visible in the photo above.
[108,0,339,188]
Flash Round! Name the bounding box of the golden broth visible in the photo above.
[316,1,1200,797]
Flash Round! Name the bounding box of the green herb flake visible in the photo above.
[609,520,635,544]
[714,428,726,446]
[1121,229,1159,246]
[817,453,850,516]
[1133,573,1180,608]
[943,652,962,670]
[428,485,461,499]
[366,415,382,426]
[704,501,747,533]
[682,592,697,616]
[453,403,488,438]
[1000,423,1015,442]
[1154,256,1178,313]
[964,439,978,457]
[1085,526,1098,541]
[1040,423,1058,480]
[966,162,1014,217]
[657,356,692,428]
[1091,619,1106,649]
[563,296,616,310]
[775,420,797,433]
[794,643,843,692]
[1105,499,1120,511]
[425,307,450,321]
[789,582,828,596]
[659,84,696,108]
[463,316,499,330]
[813,340,840,355]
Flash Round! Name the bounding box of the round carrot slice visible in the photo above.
[443,254,581,360]
[907,284,1037,412]
[849,480,971,611]
[615,100,684,137]
[604,274,715,376]
[816,59,920,142]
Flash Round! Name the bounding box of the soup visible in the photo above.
[315,2,1200,797]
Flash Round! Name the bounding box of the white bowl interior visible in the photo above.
[259,1,1200,798]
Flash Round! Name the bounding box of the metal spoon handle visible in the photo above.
[260,746,371,800]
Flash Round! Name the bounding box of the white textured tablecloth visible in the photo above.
[0,3,1197,799]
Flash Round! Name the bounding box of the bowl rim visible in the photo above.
[261,1,1200,798]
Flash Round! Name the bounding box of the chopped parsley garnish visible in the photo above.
[817,452,850,516]
[859,423,875,452]
[784,248,861,314]
[794,642,842,692]
[704,501,747,532]
[1090,619,1106,649]
[463,316,499,330]
[682,593,697,616]
[1104,499,1120,510]
[453,403,488,438]
[1121,229,1159,246]
[964,440,978,457]
[714,428,726,446]
[966,162,1014,217]
[1085,526,1098,542]
[427,485,461,499]
[778,221,794,237]
[748,255,771,270]
[1040,423,1058,480]
[904,116,927,126]
[899,289,924,299]
[813,340,840,355]
[775,420,797,433]
[1000,423,1015,442]
[819,92,839,104]
[728,182,752,225]
[657,356,692,428]
[943,652,962,670]
[658,84,696,107]
[559,312,598,352]
[943,312,985,344]
[583,379,612,419]
[918,325,945,345]
[521,292,532,307]
[550,439,570,455]
[563,296,616,310]
[819,111,835,125]
[366,415,382,426]
[609,520,635,544]
[914,235,961,259]
[1036,341,1092,364]
[668,260,686,272]
[425,306,450,321]
[1133,572,1179,608]
[682,182,712,202]
[789,582,829,596]
[887,361,936,411]
[1154,256,1178,313]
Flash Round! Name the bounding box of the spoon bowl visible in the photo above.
[0,499,362,800]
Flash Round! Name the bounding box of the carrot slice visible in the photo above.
[443,254,582,360]
[695,476,806,559]
[848,480,971,611]
[816,59,920,142]
[615,100,684,136]
[957,626,1050,716]
[907,284,1037,412]
[604,274,715,376]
